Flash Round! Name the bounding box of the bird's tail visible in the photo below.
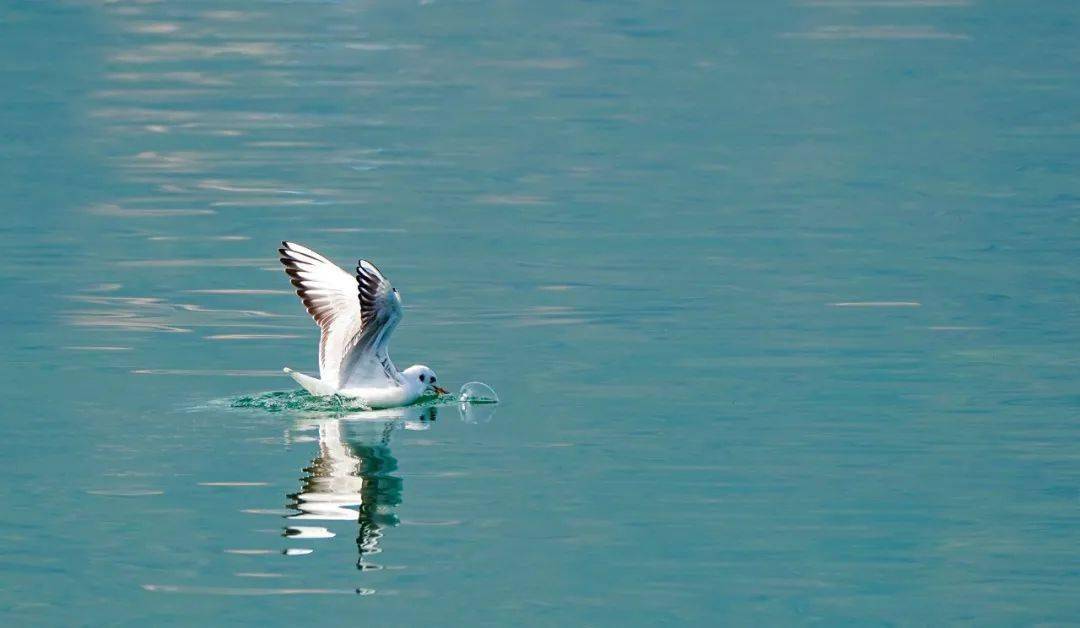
[283,367,337,396]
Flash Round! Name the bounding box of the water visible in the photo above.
[2,0,1078,624]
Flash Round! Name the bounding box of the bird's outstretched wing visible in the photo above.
[340,259,404,389]
[279,242,401,389]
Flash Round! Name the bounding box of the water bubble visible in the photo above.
[458,382,498,423]
[458,381,499,404]
[459,402,497,424]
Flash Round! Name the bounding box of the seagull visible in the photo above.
[278,241,447,408]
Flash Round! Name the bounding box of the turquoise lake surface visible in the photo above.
[2,1,1078,624]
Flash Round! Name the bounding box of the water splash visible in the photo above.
[230,382,498,417]
[230,390,373,414]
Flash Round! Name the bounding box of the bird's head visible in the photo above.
[403,364,447,396]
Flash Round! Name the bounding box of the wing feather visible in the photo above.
[279,241,363,387]
[340,259,404,388]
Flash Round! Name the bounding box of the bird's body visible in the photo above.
[279,241,445,408]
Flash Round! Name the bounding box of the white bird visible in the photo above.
[278,241,447,408]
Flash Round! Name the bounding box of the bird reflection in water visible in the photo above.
[285,405,437,570]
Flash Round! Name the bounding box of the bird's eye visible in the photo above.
[419,374,425,382]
